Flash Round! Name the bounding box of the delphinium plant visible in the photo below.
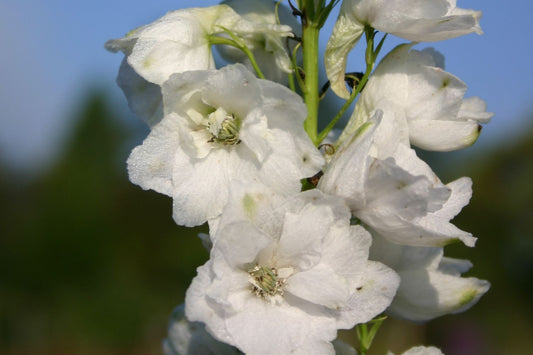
[106,1,491,354]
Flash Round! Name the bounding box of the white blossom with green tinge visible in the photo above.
[325,0,483,98]
[370,232,490,322]
[338,43,493,151]
[388,346,445,355]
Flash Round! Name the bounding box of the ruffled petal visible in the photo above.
[114,59,162,127]
[127,112,182,196]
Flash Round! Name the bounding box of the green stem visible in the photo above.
[302,24,320,145]
[357,323,369,355]
[356,316,387,355]
[209,35,265,79]
[288,71,296,92]
[316,63,372,143]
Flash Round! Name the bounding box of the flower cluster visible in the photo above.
[107,0,491,353]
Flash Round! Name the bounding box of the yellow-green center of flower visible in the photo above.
[207,107,241,145]
[248,264,286,299]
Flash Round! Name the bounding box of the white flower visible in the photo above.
[388,346,444,355]
[185,186,399,355]
[163,305,241,355]
[127,64,323,227]
[217,0,300,84]
[338,44,493,151]
[325,0,483,98]
[318,110,477,247]
[105,5,293,125]
[370,232,490,322]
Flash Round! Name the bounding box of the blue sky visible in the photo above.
[1,0,532,172]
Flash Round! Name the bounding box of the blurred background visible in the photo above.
[1,0,532,354]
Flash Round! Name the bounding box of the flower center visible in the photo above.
[248,264,286,300]
[207,107,241,145]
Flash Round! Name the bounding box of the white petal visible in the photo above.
[199,65,262,119]
[286,263,351,308]
[116,58,163,127]
[321,224,372,282]
[222,299,337,355]
[401,346,444,355]
[278,208,333,270]
[127,113,182,196]
[386,10,483,42]
[258,80,324,181]
[408,119,482,151]
[129,36,213,85]
[438,177,472,220]
[459,96,493,123]
[388,268,490,322]
[239,108,272,163]
[372,212,475,247]
[185,262,234,342]
[390,144,439,184]
[370,231,442,271]
[344,0,483,42]
[214,181,286,238]
[336,260,400,328]
[370,234,489,322]
[171,148,256,226]
[122,8,220,84]
[415,189,477,248]
[319,114,380,205]
[215,221,271,268]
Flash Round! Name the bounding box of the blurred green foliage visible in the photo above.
[1,92,532,354]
